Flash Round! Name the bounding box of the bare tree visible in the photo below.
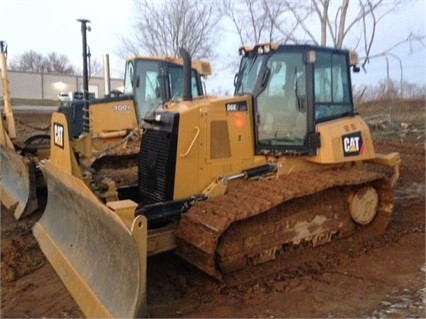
[265,0,425,68]
[9,50,46,72]
[9,50,76,74]
[74,57,103,78]
[224,0,424,68]
[221,0,284,45]
[218,0,424,96]
[263,0,398,51]
[89,57,103,78]
[357,79,426,101]
[44,52,76,74]
[119,0,221,60]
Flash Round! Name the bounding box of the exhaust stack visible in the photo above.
[179,48,192,101]
[103,54,111,96]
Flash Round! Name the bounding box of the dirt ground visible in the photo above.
[1,101,425,318]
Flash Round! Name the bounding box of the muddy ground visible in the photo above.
[1,100,425,318]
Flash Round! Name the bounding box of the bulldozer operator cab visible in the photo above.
[123,56,210,120]
[234,44,356,157]
[58,56,211,138]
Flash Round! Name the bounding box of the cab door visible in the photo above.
[254,50,316,156]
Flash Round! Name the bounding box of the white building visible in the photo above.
[1,70,123,100]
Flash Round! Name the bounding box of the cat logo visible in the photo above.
[53,123,65,149]
[342,132,364,157]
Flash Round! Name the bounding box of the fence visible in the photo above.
[0,70,123,100]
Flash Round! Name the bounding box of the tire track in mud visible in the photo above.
[1,210,45,282]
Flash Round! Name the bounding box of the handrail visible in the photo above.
[180,126,200,157]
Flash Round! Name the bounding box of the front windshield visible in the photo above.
[125,59,204,119]
[123,59,162,119]
[134,60,162,118]
[235,54,266,95]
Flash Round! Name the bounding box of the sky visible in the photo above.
[1,0,425,94]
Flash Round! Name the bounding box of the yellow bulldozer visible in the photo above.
[0,39,211,219]
[32,43,400,317]
[0,40,50,219]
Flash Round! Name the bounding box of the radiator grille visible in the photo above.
[138,113,179,205]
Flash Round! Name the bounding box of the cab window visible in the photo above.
[314,52,352,122]
[134,61,162,118]
[169,66,202,98]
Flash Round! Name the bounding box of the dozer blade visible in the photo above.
[0,146,38,219]
[33,161,147,318]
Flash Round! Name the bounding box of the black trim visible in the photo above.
[136,198,194,228]
[91,94,133,104]
[307,132,321,152]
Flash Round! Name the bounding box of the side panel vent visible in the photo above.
[210,120,231,159]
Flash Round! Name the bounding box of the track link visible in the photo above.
[175,166,393,279]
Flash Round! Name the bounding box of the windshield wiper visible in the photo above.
[294,67,305,112]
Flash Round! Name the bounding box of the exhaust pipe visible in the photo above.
[103,54,111,96]
[179,48,192,101]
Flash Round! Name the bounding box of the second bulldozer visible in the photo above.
[0,41,211,219]
[0,40,48,219]
[34,44,400,318]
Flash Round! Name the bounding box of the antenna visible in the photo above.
[77,19,91,133]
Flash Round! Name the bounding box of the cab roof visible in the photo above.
[127,55,212,78]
